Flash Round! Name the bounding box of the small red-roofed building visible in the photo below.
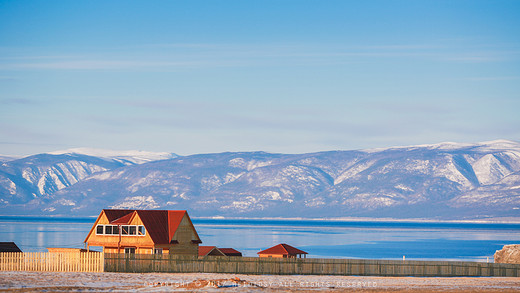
[257,243,308,258]
[199,246,243,257]
[198,246,225,257]
[219,248,242,257]
[84,209,201,255]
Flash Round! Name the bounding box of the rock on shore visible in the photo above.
[494,244,520,264]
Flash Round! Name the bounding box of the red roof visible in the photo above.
[219,248,242,256]
[257,243,308,256]
[199,246,220,256]
[110,212,134,224]
[199,246,242,257]
[104,209,133,222]
[101,209,199,245]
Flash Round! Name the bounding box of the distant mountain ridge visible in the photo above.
[0,149,177,205]
[48,147,177,165]
[0,141,519,220]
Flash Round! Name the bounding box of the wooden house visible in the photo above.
[84,209,201,255]
[257,243,308,258]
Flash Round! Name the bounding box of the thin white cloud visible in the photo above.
[0,40,517,71]
[3,60,219,70]
[462,76,520,81]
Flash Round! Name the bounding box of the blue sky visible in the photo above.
[1,0,519,156]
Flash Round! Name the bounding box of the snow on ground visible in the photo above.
[1,272,519,292]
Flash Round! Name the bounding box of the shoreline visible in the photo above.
[1,271,519,292]
[1,215,520,224]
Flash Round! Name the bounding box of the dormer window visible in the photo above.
[95,225,145,236]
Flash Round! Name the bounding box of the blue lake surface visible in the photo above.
[1,216,519,262]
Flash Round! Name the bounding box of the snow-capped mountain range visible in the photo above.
[1,141,519,220]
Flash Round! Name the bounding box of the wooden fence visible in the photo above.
[104,254,520,277]
[0,252,104,272]
[2,252,519,277]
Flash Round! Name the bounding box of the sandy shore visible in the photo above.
[0,271,519,292]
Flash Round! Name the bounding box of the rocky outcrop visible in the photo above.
[494,244,520,264]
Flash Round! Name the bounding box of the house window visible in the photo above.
[124,247,135,254]
[154,248,163,255]
[95,225,145,236]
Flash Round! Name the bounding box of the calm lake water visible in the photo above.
[1,216,519,262]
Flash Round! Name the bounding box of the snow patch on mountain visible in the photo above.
[57,199,76,206]
[110,196,160,209]
[473,154,512,185]
[48,148,177,165]
[228,157,274,171]
[334,160,375,185]
[223,196,262,211]
[7,179,16,195]
[435,157,475,189]
[394,184,414,192]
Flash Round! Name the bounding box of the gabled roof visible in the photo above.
[85,209,201,245]
[219,248,242,256]
[104,209,134,222]
[110,212,134,224]
[257,243,308,256]
[0,242,22,252]
[198,246,225,256]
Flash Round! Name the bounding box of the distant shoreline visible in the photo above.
[1,214,520,224]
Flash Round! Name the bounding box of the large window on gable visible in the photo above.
[95,225,145,236]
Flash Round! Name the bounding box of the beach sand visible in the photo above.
[0,271,519,292]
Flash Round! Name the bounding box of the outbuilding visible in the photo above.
[198,246,225,257]
[257,243,308,258]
